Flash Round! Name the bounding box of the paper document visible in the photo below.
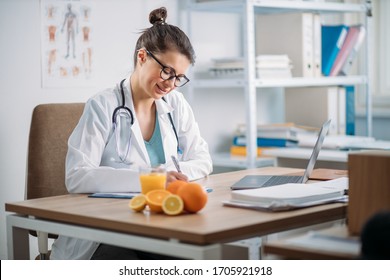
[224,178,348,211]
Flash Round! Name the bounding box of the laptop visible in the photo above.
[231,119,331,190]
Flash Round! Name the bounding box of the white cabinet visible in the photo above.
[185,0,370,168]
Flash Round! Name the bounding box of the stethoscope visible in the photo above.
[112,79,182,164]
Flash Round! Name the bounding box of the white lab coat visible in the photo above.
[50,78,212,259]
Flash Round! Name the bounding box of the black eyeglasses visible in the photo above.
[145,49,190,87]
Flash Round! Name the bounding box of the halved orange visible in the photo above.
[129,194,147,212]
[145,189,171,213]
[162,195,184,216]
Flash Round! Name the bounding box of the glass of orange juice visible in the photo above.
[139,165,166,194]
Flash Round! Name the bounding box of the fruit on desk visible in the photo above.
[129,194,147,212]
[166,180,187,194]
[176,182,208,213]
[145,189,171,213]
[130,182,208,215]
[162,195,184,216]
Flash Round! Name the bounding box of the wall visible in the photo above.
[0,0,180,260]
[1,0,389,260]
[0,0,283,260]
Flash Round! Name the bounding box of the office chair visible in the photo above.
[26,103,84,259]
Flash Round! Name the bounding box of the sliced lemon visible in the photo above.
[162,195,184,216]
[129,194,147,212]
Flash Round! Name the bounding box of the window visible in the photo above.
[360,0,390,115]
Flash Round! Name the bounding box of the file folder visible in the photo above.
[339,26,366,76]
[256,13,315,77]
[330,25,362,76]
[321,25,349,76]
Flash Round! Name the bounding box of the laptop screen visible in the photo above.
[302,119,331,183]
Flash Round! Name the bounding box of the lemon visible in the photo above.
[129,194,147,212]
[162,195,184,216]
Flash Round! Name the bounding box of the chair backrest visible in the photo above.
[26,103,85,200]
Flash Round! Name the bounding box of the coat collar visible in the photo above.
[121,77,175,164]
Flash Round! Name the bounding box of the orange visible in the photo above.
[162,195,184,216]
[176,183,208,213]
[129,194,147,212]
[166,180,187,194]
[145,189,171,213]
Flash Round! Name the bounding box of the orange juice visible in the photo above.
[139,173,166,194]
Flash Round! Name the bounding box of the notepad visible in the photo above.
[225,178,348,211]
[88,192,138,199]
[89,187,213,199]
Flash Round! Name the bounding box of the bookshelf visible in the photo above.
[185,0,371,169]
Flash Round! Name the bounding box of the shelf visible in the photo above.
[187,0,371,169]
[189,0,367,14]
[191,75,367,89]
[212,152,275,168]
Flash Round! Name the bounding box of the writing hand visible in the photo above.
[166,171,188,185]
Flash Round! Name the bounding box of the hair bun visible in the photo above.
[149,7,167,25]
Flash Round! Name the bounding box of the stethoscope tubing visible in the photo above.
[112,79,182,154]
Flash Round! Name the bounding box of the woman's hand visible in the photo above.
[166,171,188,185]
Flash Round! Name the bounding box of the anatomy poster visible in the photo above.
[41,0,94,87]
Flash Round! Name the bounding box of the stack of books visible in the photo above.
[209,55,292,79]
[209,57,244,78]
[256,55,293,79]
[230,123,317,157]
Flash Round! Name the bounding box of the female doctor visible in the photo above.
[50,7,213,260]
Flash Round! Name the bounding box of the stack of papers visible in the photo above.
[234,122,318,142]
[297,134,379,150]
[208,55,293,79]
[209,57,245,77]
[223,178,348,211]
[256,55,293,79]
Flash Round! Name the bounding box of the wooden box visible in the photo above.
[348,150,390,235]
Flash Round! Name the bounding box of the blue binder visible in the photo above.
[345,85,355,135]
[232,136,298,147]
[321,25,349,76]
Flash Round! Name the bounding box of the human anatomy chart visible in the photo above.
[41,0,94,87]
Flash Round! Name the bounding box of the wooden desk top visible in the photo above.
[5,167,347,245]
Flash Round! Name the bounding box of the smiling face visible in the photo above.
[134,49,190,100]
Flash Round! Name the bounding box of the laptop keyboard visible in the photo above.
[262,175,303,187]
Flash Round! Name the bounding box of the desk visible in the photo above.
[263,148,348,170]
[6,167,347,260]
[263,225,360,260]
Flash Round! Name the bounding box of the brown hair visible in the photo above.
[133,7,195,68]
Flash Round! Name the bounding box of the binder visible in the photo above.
[232,136,298,148]
[285,87,340,135]
[330,26,362,76]
[337,86,346,135]
[339,26,366,76]
[321,25,349,76]
[256,13,314,77]
[312,13,322,77]
[345,85,355,135]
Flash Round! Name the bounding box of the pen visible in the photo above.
[171,155,182,173]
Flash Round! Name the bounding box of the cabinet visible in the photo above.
[185,0,371,169]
